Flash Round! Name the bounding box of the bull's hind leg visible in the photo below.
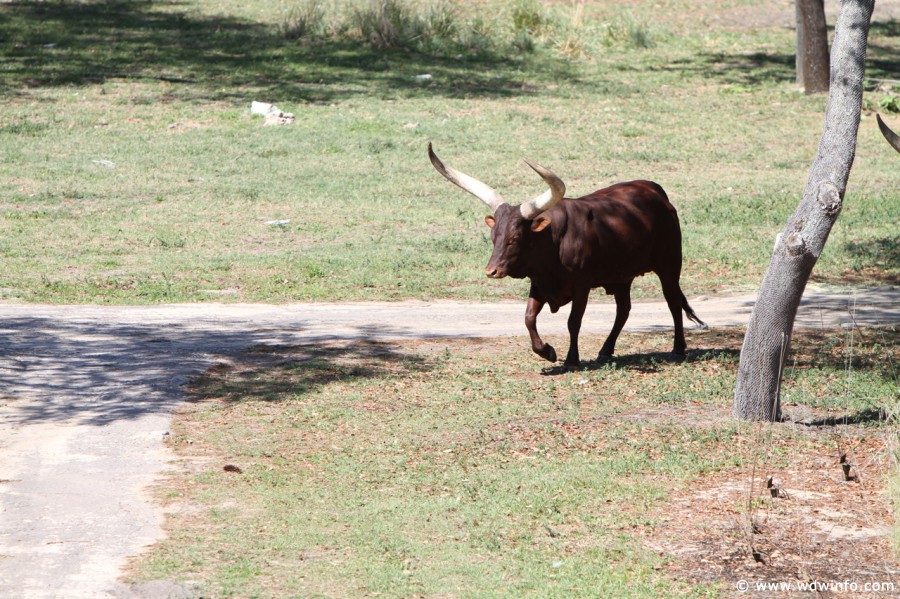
[525,296,557,363]
[659,275,688,356]
[598,282,632,359]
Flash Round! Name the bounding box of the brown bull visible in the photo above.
[428,143,705,369]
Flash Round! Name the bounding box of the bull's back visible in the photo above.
[554,180,682,283]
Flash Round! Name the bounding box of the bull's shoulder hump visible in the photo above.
[573,180,668,203]
[610,180,668,197]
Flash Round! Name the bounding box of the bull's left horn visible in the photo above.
[877,114,900,153]
[428,143,507,213]
[519,158,566,220]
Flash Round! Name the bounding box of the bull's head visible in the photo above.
[877,114,900,153]
[428,143,565,279]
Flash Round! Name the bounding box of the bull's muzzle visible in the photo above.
[485,265,506,279]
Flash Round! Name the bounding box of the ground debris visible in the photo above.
[648,434,897,592]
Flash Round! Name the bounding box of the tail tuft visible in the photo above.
[681,293,708,329]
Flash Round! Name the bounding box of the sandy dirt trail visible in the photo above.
[0,287,896,597]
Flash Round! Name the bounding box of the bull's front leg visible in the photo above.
[564,288,590,369]
[525,296,556,363]
[598,283,632,359]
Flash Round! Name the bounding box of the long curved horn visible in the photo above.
[519,158,566,220]
[428,143,507,213]
[877,113,900,153]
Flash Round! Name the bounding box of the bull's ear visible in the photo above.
[531,216,551,232]
[484,215,496,228]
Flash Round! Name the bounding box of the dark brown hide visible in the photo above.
[485,181,704,368]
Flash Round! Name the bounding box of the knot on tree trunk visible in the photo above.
[785,232,808,256]
[816,181,842,216]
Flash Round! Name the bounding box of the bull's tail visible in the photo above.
[681,292,707,329]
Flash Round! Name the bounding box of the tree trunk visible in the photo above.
[796,0,831,93]
[733,0,874,422]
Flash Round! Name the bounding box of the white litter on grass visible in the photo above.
[265,219,291,226]
[250,101,295,126]
[415,74,432,81]
[265,111,295,126]
[250,101,275,115]
[92,160,116,168]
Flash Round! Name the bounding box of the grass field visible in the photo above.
[0,0,897,304]
[133,327,897,596]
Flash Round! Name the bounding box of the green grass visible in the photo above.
[132,326,896,596]
[0,0,897,304]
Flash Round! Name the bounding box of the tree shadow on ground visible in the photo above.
[0,316,429,426]
[788,327,897,373]
[0,0,580,101]
[661,52,796,87]
[189,341,429,406]
[657,19,899,88]
[541,347,740,375]
[868,19,900,83]
[810,236,900,286]
[843,236,900,271]
[791,407,889,426]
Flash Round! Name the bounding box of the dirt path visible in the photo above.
[0,287,896,598]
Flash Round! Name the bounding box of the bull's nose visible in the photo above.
[485,266,505,278]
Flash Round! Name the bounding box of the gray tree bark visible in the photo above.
[733,0,875,422]
[796,0,831,93]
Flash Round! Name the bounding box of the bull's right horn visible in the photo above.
[519,158,566,220]
[877,114,900,153]
[428,143,507,213]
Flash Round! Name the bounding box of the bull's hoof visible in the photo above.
[596,353,614,364]
[598,344,615,357]
[671,349,686,361]
[538,344,557,363]
[563,360,581,371]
